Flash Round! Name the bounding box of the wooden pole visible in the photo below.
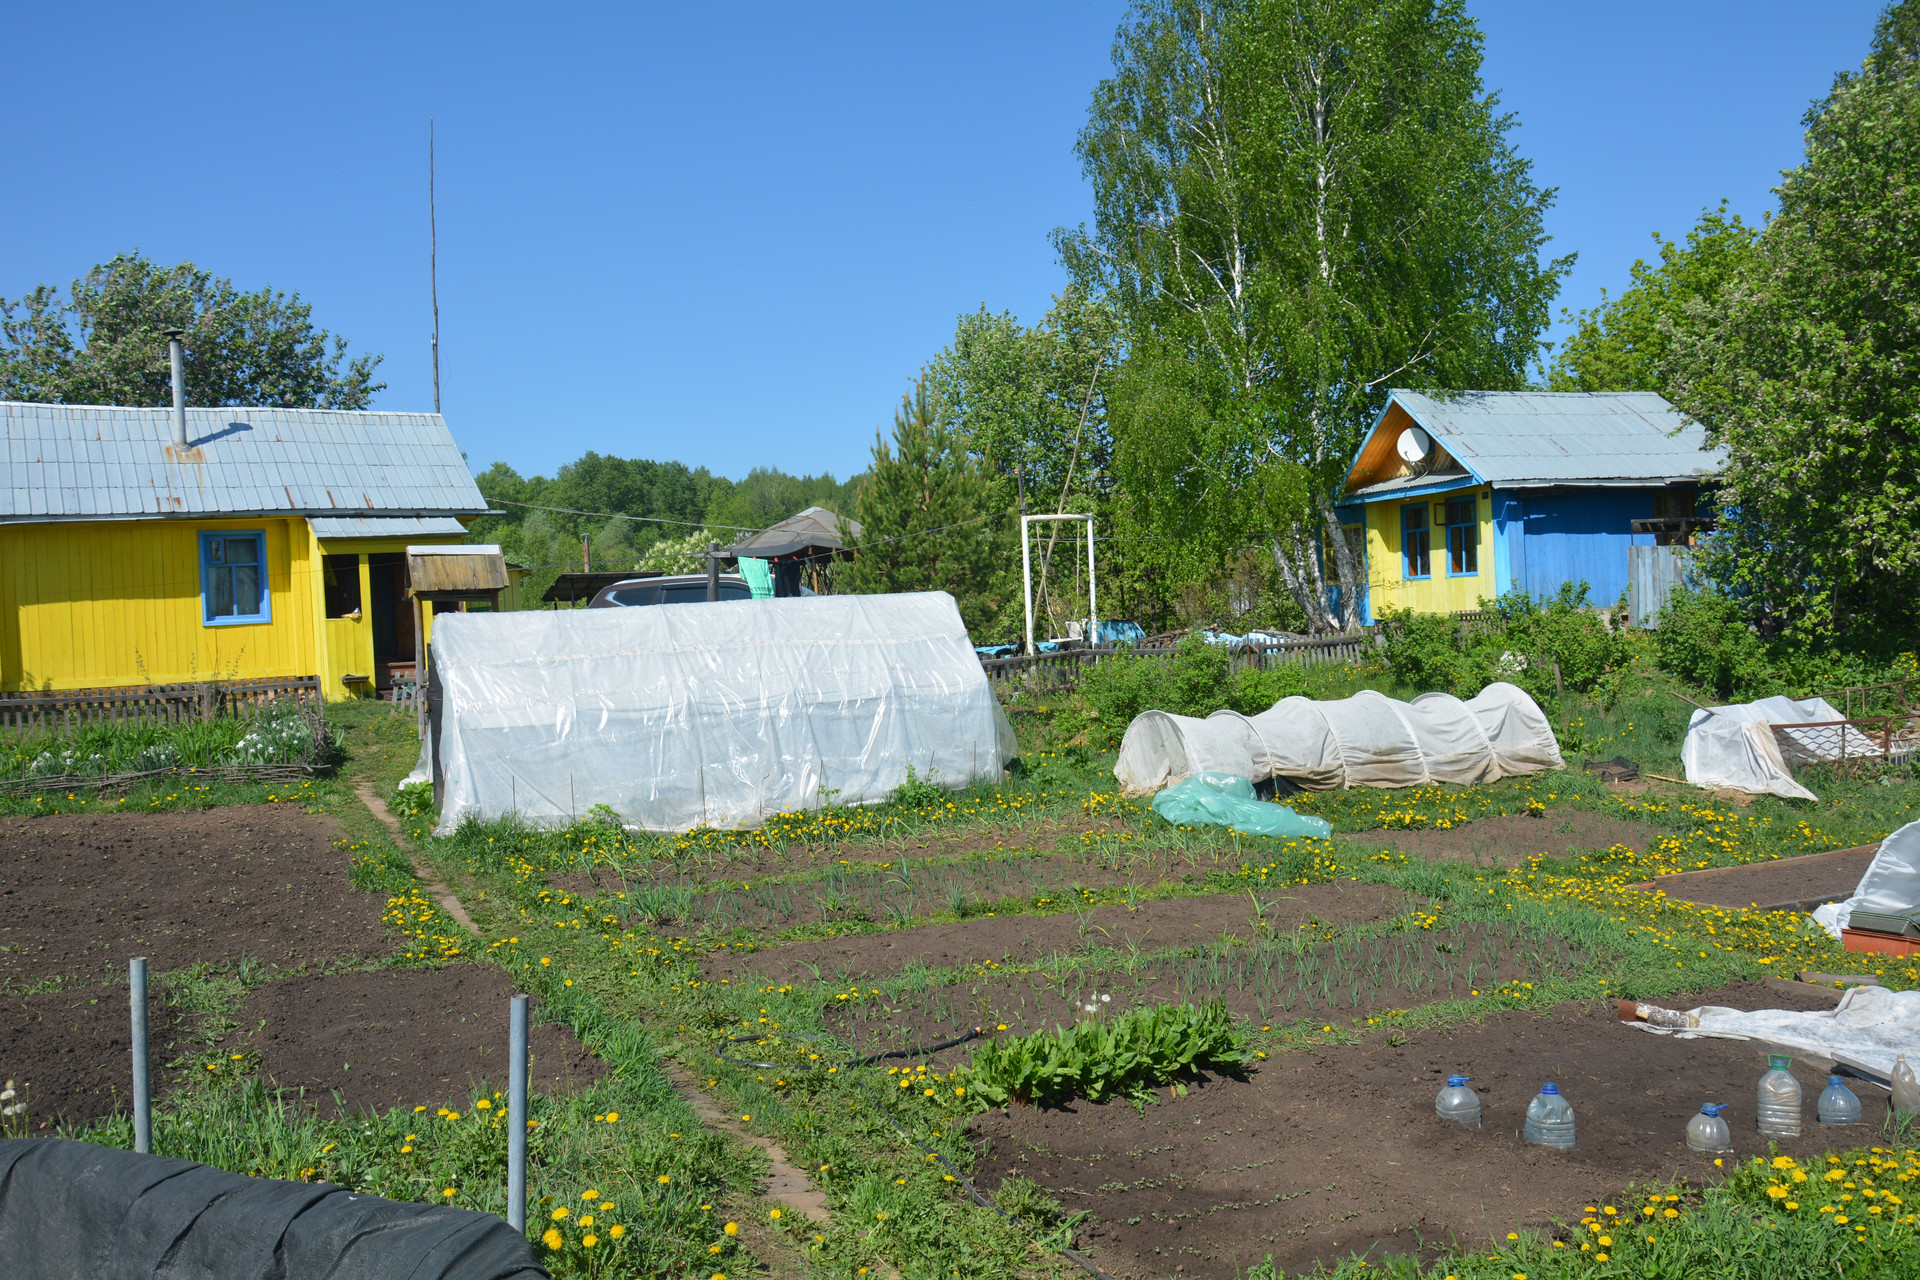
[415,597,427,739]
[430,119,441,414]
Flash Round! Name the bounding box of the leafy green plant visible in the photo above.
[1653,586,1778,702]
[1378,608,1468,693]
[0,708,334,781]
[890,764,946,807]
[964,1002,1247,1109]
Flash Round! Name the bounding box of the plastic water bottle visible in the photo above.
[1818,1075,1862,1126]
[1524,1082,1575,1150]
[1435,1074,1480,1127]
[1757,1055,1802,1138]
[1894,1055,1920,1119]
[1685,1103,1731,1152]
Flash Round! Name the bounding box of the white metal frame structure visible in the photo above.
[1021,513,1097,656]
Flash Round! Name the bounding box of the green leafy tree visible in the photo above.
[1060,0,1567,632]
[1547,202,1759,395]
[840,379,1010,636]
[924,289,1124,639]
[0,252,383,408]
[1669,0,1920,638]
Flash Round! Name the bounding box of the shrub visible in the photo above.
[1077,634,1233,730]
[1378,609,1466,693]
[964,1002,1247,1109]
[1381,585,1631,704]
[1226,662,1307,714]
[1653,586,1775,702]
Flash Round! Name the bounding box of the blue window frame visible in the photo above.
[1446,497,1480,576]
[1401,504,1431,579]
[200,531,270,625]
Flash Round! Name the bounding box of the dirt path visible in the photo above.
[664,1065,830,1223]
[353,780,479,935]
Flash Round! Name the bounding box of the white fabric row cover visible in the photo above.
[1680,695,1856,802]
[1812,817,1920,939]
[1112,682,1564,796]
[421,592,1017,834]
[1626,984,1920,1081]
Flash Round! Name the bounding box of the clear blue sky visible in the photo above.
[3,2,1882,484]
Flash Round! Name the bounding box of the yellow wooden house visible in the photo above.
[1,401,494,700]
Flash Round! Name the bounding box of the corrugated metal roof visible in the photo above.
[1,402,488,522]
[310,515,470,539]
[1381,390,1723,488]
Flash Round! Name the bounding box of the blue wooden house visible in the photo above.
[1336,390,1723,623]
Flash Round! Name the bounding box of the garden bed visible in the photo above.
[1629,843,1882,910]
[1335,809,1661,867]
[706,880,1416,986]
[969,980,1858,1280]
[0,806,392,987]
[0,988,189,1126]
[820,917,1592,1058]
[228,966,607,1117]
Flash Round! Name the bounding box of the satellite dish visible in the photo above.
[1396,427,1433,464]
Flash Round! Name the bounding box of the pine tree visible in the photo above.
[840,379,1010,638]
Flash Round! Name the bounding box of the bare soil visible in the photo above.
[1633,845,1882,910]
[229,965,608,1117]
[1336,810,1660,868]
[706,881,1416,988]
[970,980,1864,1279]
[0,807,392,987]
[0,989,187,1129]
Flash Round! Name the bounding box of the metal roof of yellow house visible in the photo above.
[1,401,488,526]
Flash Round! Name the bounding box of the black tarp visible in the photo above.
[0,1138,547,1280]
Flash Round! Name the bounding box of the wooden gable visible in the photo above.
[1344,400,1467,495]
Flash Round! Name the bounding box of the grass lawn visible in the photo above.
[6,677,1920,1278]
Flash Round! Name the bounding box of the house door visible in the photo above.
[366,553,415,686]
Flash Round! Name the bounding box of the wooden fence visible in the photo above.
[0,676,322,737]
[979,633,1379,700]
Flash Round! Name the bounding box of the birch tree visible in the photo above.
[1058,0,1566,630]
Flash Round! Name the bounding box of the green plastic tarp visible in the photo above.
[1150,772,1333,839]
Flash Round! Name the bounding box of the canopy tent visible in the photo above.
[1113,682,1563,796]
[416,592,1015,833]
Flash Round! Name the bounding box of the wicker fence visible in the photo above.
[979,633,1378,700]
[0,676,322,738]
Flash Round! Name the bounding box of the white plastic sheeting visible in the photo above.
[1680,695,1852,801]
[417,592,1017,835]
[1112,682,1564,796]
[1811,818,1920,939]
[1624,984,1920,1081]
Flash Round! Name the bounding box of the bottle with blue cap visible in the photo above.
[1685,1103,1731,1152]
[1435,1074,1480,1127]
[1818,1075,1862,1125]
[1524,1081,1575,1150]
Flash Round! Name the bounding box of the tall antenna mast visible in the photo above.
[430,118,442,413]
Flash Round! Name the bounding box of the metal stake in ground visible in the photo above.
[130,956,151,1155]
[507,994,529,1232]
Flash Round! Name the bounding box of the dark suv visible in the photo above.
[586,574,817,607]
[587,574,752,607]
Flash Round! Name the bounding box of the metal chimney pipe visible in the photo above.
[162,328,188,448]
